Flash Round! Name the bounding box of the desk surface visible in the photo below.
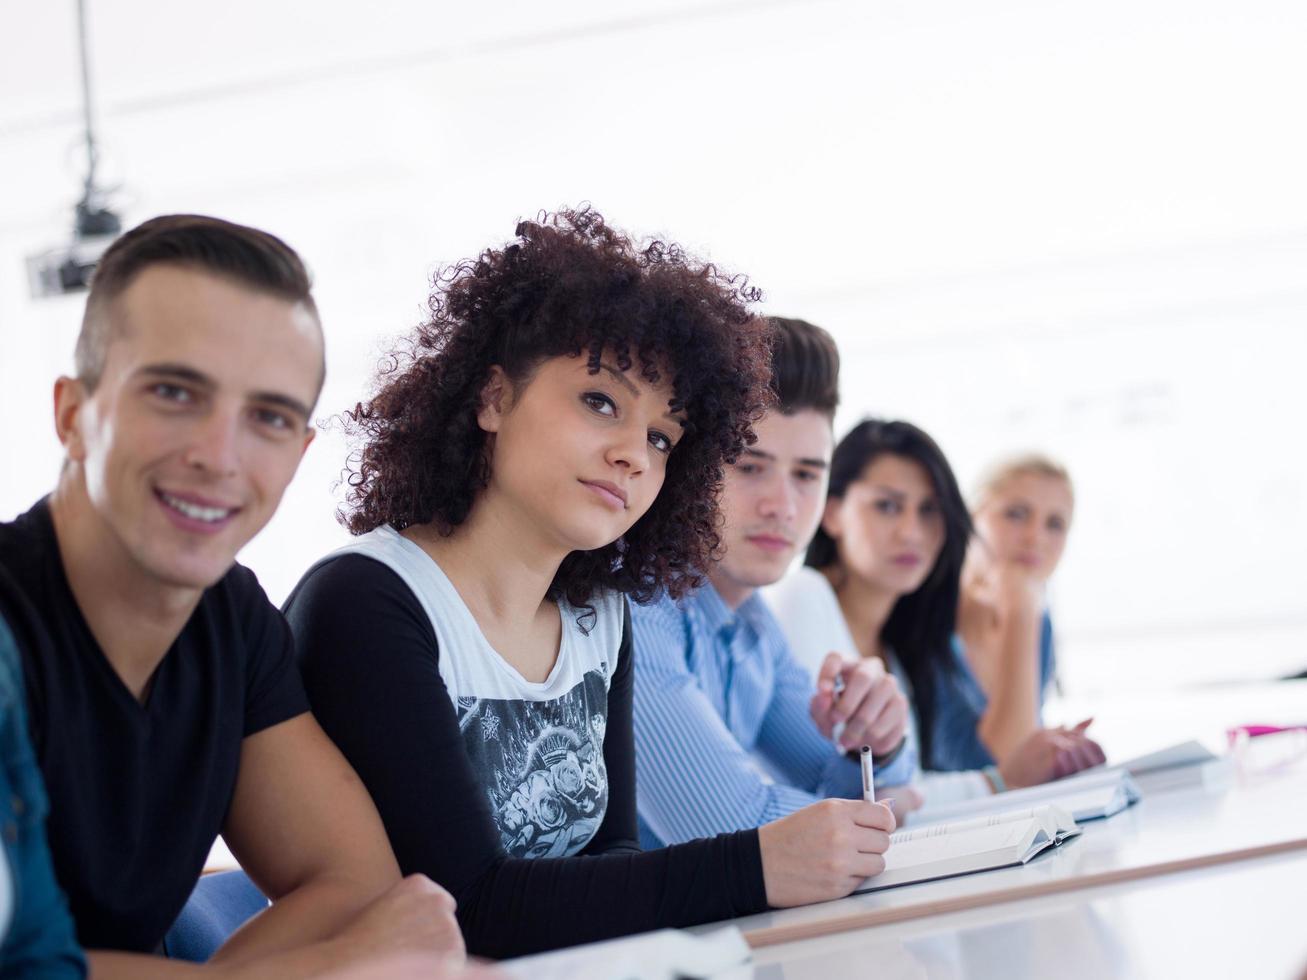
[708,750,1307,949]
[748,847,1307,980]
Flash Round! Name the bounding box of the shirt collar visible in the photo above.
[686,580,774,649]
[686,579,736,636]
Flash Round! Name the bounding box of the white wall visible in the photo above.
[3,0,1305,694]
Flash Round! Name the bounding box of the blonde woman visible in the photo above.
[958,455,1081,765]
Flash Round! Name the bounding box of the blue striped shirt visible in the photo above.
[630,583,916,848]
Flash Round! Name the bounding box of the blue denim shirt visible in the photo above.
[0,616,86,976]
[925,614,1057,772]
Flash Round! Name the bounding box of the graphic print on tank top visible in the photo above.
[456,664,610,859]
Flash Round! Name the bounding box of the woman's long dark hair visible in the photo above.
[805,419,973,767]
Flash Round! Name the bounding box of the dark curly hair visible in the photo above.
[340,207,772,614]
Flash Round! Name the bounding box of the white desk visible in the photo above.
[747,848,1307,979]
[708,749,1307,950]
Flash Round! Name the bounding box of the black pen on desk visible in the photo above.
[860,744,875,803]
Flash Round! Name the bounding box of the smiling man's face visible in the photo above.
[57,264,322,594]
[707,408,833,609]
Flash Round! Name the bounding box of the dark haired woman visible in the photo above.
[284,210,895,960]
[766,419,1103,809]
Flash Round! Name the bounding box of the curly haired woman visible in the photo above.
[283,208,896,960]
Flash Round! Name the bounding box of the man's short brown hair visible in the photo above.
[767,316,840,418]
[77,214,321,391]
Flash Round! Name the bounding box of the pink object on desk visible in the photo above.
[1227,724,1307,744]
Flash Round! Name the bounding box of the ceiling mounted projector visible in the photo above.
[27,203,122,299]
[27,0,124,300]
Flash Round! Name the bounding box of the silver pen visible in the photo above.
[860,744,876,803]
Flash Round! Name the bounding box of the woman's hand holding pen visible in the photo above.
[756,798,897,908]
[810,653,909,754]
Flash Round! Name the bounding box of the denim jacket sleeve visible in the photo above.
[0,616,86,977]
[920,634,999,772]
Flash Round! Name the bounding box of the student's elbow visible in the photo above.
[320,827,404,897]
[347,851,404,898]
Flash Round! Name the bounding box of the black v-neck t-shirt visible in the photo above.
[0,499,309,952]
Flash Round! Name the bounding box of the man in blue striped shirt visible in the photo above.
[632,316,917,848]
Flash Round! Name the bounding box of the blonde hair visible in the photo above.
[972,453,1073,511]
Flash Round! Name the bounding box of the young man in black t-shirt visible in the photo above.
[0,215,465,977]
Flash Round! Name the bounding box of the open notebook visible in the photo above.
[856,803,1080,893]
[910,767,1141,827]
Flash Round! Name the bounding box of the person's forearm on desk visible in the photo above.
[87,883,464,980]
[973,601,1042,763]
[164,714,462,975]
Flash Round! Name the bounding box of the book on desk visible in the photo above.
[910,766,1141,827]
[867,739,1224,894]
[858,803,1082,893]
[1111,738,1217,776]
[1109,738,1222,792]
